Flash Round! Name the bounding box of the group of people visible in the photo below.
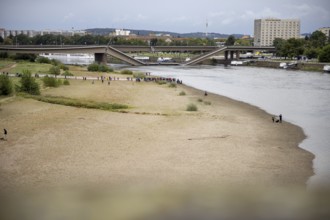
[140,76,183,84]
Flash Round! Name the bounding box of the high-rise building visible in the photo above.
[254,18,300,46]
[318,27,330,38]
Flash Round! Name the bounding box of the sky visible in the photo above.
[0,0,329,35]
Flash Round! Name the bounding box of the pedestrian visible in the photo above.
[204,91,208,96]
[3,128,7,140]
[279,114,282,123]
[272,116,275,123]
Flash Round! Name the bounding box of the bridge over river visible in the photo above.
[0,45,275,66]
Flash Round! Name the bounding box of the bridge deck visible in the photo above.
[0,45,276,66]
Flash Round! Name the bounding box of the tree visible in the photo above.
[273,38,287,57]
[304,48,319,59]
[0,75,13,96]
[319,45,330,62]
[0,36,4,44]
[225,35,235,46]
[150,38,158,46]
[309,31,327,48]
[19,70,40,95]
[16,34,31,45]
[286,38,305,58]
[3,37,13,45]
[49,65,61,77]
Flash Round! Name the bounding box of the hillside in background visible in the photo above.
[85,28,244,39]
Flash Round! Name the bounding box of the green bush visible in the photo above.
[63,79,70,85]
[87,63,113,72]
[168,83,177,88]
[59,64,69,71]
[36,56,51,64]
[0,74,14,96]
[120,70,133,75]
[0,52,8,59]
[179,91,186,96]
[11,54,37,62]
[204,101,211,105]
[43,76,57,87]
[319,45,330,62]
[19,70,40,95]
[49,65,61,76]
[63,70,74,76]
[87,63,99,71]
[186,103,198,111]
[50,59,61,66]
[197,98,203,102]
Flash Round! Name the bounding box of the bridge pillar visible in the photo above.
[225,51,229,60]
[95,53,107,64]
[236,51,240,60]
[230,51,234,60]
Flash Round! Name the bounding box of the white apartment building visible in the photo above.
[254,18,300,46]
[318,27,330,38]
[112,29,130,36]
[0,28,86,39]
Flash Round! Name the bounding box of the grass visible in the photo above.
[133,72,146,79]
[186,103,198,111]
[168,83,177,88]
[0,60,16,69]
[156,81,167,85]
[8,61,53,74]
[204,101,212,105]
[197,98,203,102]
[179,91,186,96]
[19,93,129,111]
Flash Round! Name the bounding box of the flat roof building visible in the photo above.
[318,27,330,38]
[254,18,300,46]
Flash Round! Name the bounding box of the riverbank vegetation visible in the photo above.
[273,31,330,62]
[19,93,129,111]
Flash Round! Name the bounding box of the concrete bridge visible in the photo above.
[0,45,275,66]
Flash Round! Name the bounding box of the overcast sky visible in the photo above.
[1,0,329,35]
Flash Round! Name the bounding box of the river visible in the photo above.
[129,65,330,189]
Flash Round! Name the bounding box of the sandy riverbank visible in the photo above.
[0,77,314,189]
[0,76,321,219]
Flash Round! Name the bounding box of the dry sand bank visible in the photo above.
[0,78,314,190]
[1,77,324,220]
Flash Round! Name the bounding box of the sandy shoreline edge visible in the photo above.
[1,74,325,220]
[0,76,315,190]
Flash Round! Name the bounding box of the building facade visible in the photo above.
[111,29,131,36]
[318,27,330,38]
[0,28,86,39]
[254,18,300,46]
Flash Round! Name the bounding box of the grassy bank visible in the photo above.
[19,93,129,111]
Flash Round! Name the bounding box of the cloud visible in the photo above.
[63,13,74,22]
[290,3,330,19]
[136,14,147,21]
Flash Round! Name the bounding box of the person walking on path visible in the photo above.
[279,114,282,123]
[3,128,7,140]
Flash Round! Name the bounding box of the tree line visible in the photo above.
[273,30,330,62]
[0,34,216,46]
[1,31,329,62]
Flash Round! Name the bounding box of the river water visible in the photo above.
[129,65,330,189]
[54,55,330,188]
